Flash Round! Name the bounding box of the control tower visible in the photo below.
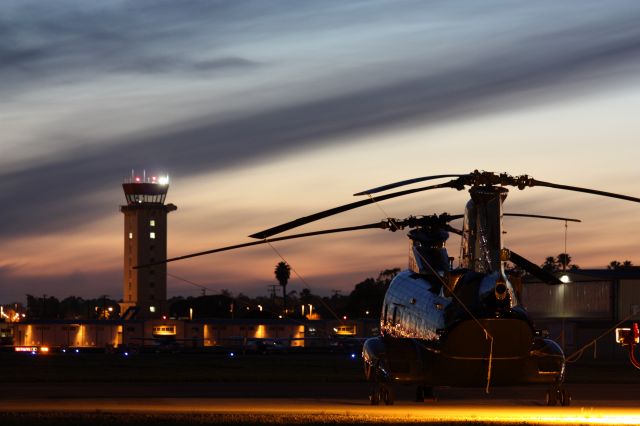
[120,173,177,319]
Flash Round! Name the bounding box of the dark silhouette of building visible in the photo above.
[522,268,640,361]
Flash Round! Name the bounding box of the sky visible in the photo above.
[3,1,640,303]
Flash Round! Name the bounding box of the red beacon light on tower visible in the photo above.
[123,171,172,205]
[128,172,168,185]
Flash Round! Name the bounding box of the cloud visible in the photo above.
[0,1,262,95]
[112,56,260,75]
[3,3,640,238]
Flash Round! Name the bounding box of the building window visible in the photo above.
[128,232,133,239]
[150,220,156,227]
[153,325,176,336]
[150,232,156,239]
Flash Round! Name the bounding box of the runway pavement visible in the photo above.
[2,382,640,425]
[2,396,640,425]
[3,381,640,404]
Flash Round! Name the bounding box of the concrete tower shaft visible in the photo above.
[120,174,176,319]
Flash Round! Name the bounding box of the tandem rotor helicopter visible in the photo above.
[140,170,640,406]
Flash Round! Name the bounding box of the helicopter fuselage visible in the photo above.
[362,269,565,388]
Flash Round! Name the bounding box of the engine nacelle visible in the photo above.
[495,280,508,301]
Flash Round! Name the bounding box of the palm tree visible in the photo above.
[542,256,557,272]
[274,261,291,311]
[556,253,572,271]
[608,260,622,270]
[541,253,578,273]
[609,260,634,270]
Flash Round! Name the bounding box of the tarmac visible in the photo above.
[2,382,640,425]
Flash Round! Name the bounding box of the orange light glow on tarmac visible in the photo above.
[2,399,640,425]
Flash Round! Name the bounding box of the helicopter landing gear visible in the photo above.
[545,385,571,406]
[416,385,437,402]
[370,383,394,405]
[369,386,379,405]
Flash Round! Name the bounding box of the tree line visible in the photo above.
[19,253,638,320]
[538,252,635,272]
[22,268,400,321]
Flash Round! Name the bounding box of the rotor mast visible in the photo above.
[462,186,508,275]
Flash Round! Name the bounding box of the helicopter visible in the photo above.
[139,170,640,406]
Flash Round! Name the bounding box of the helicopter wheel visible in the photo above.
[417,386,437,402]
[559,388,571,406]
[381,385,394,406]
[425,386,438,402]
[545,385,570,406]
[545,389,557,406]
[369,386,381,406]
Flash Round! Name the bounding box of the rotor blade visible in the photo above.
[504,213,581,223]
[353,174,465,196]
[507,249,563,285]
[530,179,640,204]
[445,225,463,236]
[442,212,581,223]
[249,181,456,239]
[136,222,388,269]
